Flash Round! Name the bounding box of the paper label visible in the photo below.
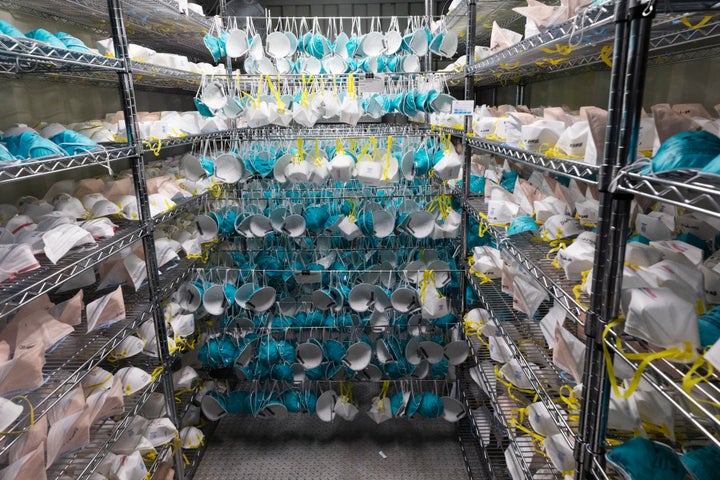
[358,75,384,94]
[178,0,188,13]
[451,100,474,115]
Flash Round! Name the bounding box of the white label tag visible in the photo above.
[705,339,720,372]
[358,76,384,94]
[178,0,188,13]
[451,100,474,115]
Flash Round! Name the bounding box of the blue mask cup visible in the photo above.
[25,29,67,49]
[47,130,98,156]
[607,437,686,480]
[508,215,538,236]
[198,335,239,369]
[54,32,91,52]
[5,132,67,160]
[0,20,25,38]
[651,130,720,174]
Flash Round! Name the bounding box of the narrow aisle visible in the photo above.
[193,414,468,480]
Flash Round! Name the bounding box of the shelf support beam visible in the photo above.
[576,0,656,478]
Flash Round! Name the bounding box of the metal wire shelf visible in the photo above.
[456,375,507,480]
[151,184,234,228]
[0,296,153,460]
[433,126,467,137]
[441,0,527,51]
[46,363,164,480]
[604,330,720,449]
[0,34,123,73]
[614,168,720,220]
[467,137,599,185]
[463,338,544,479]
[464,197,590,327]
[0,145,135,184]
[0,222,145,319]
[0,0,213,62]
[467,274,579,451]
[465,4,720,87]
[142,130,233,156]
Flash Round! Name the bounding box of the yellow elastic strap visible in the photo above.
[150,366,165,382]
[369,136,378,161]
[419,270,439,303]
[510,418,546,445]
[559,385,581,412]
[266,75,286,112]
[500,61,520,70]
[347,199,358,223]
[0,396,35,435]
[540,44,573,56]
[294,138,305,163]
[600,45,613,68]
[335,138,345,155]
[477,211,509,229]
[378,380,390,400]
[544,146,585,160]
[144,137,162,157]
[347,74,357,99]
[312,139,323,167]
[681,354,714,396]
[602,318,695,398]
[494,365,538,403]
[681,15,713,30]
[536,57,568,66]
[83,374,113,394]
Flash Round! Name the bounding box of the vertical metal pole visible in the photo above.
[461,0,477,287]
[490,87,497,106]
[425,0,434,72]
[576,1,655,478]
[515,83,526,106]
[107,1,184,478]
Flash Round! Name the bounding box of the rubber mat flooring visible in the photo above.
[192,414,469,480]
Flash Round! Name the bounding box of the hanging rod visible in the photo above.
[238,124,431,140]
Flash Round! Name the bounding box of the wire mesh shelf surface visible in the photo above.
[467,274,579,449]
[0,297,153,460]
[615,168,720,220]
[464,196,590,327]
[464,4,720,87]
[46,365,164,480]
[0,34,123,73]
[0,145,135,184]
[0,222,145,320]
[0,0,213,61]
[467,137,600,185]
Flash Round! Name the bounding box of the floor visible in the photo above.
[192,413,469,480]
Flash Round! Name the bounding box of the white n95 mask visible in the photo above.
[635,211,675,241]
[541,215,583,240]
[528,401,566,437]
[649,239,704,268]
[512,272,548,318]
[625,241,664,267]
[556,231,596,281]
[470,246,503,279]
[540,303,566,349]
[553,323,585,384]
[486,199,519,224]
[544,433,576,474]
[534,196,569,224]
[633,378,676,442]
[607,384,642,433]
[555,121,590,159]
[621,287,700,351]
[642,260,705,307]
[488,335,514,364]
